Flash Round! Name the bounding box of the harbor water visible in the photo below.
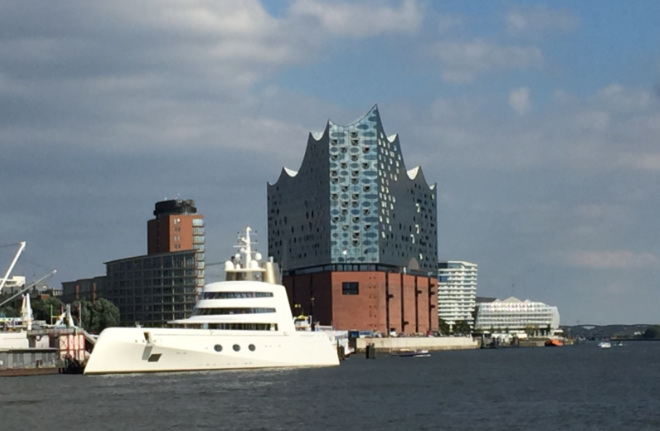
[2,341,660,431]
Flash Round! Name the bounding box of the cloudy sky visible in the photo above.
[2,0,659,325]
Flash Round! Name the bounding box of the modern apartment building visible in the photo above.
[61,276,105,304]
[62,198,206,327]
[437,261,477,329]
[104,250,199,326]
[107,198,205,326]
[268,105,438,334]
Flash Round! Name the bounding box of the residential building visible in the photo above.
[104,251,198,326]
[148,199,205,255]
[0,276,25,295]
[268,105,438,334]
[106,198,205,326]
[62,198,205,327]
[437,261,477,330]
[61,276,106,304]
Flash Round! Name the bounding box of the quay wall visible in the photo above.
[356,336,478,352]
[0,348,59,376]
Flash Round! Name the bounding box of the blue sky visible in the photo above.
[1,0,659,325]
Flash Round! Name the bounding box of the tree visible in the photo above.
[438,318,450,335]
[73,298,120,333]
[31,296,64,323]
[642,325,660,339]
[90,298,120,332]
[0,305,19,318]
[454,320,472,335]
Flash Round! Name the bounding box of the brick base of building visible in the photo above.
[283,270,438,334]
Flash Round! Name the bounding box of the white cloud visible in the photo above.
[595,84,654,112]
[571,250,659,269]
[431,39,543,83]
[289,0,423,37]
[505,6,578,36]
[508,86,531,115]
[435,14,464,35]
[622,153,660,171]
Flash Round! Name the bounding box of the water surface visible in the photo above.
[3,341,659,430]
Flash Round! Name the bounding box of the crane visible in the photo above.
[0,241,26,295]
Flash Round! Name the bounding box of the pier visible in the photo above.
[1,326,95,376]
[354,336,478,353]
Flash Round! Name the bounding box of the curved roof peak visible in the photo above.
[283,167,298,177]
[328,104,380,128]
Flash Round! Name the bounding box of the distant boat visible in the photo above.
[544,339,563,347]
[390,349,431,358]
[598,341,612,349]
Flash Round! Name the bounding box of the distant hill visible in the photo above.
[561,324,650,339]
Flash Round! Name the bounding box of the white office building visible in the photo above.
[437,261,477,329]
[474,297,560,333]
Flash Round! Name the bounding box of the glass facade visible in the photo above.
[268,105,437,272]
[474,297,560,332]
[105,251,200,327]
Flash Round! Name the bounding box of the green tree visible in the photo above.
[73,298,120,333]
[438,318,450,335]
[31,296,64,323]
[642,325,660,339]
[0,305,19,318]
[454,320,472,335]
[90,298,120,332]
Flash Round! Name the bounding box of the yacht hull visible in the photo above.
[84,327,339,375]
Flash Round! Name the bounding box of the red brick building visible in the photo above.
[147,199,204,254]
[285,269,436,334]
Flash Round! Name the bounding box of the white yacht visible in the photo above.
[84,228,340,375]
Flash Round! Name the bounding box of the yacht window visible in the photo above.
[214,344,223,352]
[206,323,278,331]
[233,344,240,352]
[194,307,276,315]
[202,291,273,299]
[249,344,256,352]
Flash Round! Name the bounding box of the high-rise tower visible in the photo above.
[268,106,438,334]
[437,261,478,330]
[148,199,205,255]
[103,198,205,326]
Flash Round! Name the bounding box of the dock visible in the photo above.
[0,327,95,376]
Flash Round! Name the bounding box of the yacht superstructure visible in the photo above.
[84,228,340,374]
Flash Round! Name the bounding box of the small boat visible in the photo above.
[598,341,612,349]
[390,349,431,358]
[544,339,563,347]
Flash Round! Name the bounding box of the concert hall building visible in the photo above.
[268,106,438,334]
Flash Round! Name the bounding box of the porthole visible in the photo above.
[233,344,240,352]
[249,344,256,352]
[214,344,223,352]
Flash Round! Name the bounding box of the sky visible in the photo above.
[2,0,659,325]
